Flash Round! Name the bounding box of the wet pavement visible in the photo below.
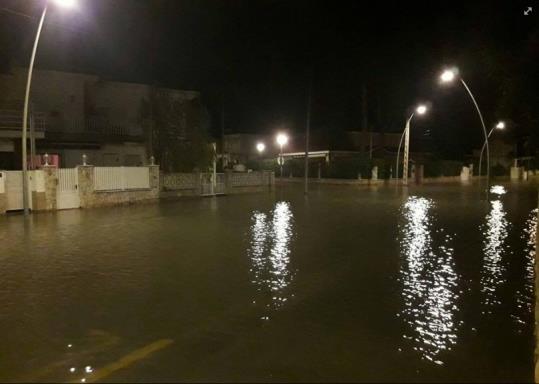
[0,182,536,382]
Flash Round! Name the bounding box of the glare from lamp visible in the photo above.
[276,133,288,147]
[52,0,76,8]
[440,69,456,83]
[495,121,505,130]
[416,105,427,115]
[256,142,265,153]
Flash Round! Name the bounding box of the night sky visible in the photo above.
[1,0,537,158]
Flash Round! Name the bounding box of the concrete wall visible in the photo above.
[226,171,275,194]
[77,165,159,208]
[161,172,200,198]
[278,175,479,186]
[1,168,274,214]
[0,171,5,214]
[161,171,275,198]
[536,192,539,383]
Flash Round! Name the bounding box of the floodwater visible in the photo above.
[0,182,536,382]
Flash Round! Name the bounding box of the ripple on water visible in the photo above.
[398,196,460,365]
[480,196,510,311]
[247,201,295,319]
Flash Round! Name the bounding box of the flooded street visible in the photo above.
[0,183,536,382]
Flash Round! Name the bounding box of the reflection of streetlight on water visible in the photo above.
[276,133,288,178]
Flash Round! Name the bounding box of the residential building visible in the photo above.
[0,67,199,169]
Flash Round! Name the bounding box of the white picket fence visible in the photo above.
[94,166,150,191]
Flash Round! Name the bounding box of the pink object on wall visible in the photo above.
[28,154,60,169]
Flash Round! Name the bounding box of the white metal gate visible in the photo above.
[200,173,225,196]
[56,168,80,210]
[5,171,32,211]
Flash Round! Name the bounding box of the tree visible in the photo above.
[140,90,213,172]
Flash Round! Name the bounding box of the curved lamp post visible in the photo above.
[396,104,427,185]
[276,133,288,178]
[478,121,505,177]
[21,0,76,215]
[440,68,490,189]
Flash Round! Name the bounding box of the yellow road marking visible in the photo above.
[18,330,120,382]
[76,338,174,383]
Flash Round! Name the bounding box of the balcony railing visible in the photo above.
[0,110,143,138]
[0,109,46,131]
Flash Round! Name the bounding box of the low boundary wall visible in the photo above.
[0,171,5,214]
[78,165,160,208]
[277,175,488,186]
[161,171,274,198]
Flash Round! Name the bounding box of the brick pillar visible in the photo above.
[148,165,160,197]
[41,166,58,211]
[77,165,95,208]
[0,171,6,214]
[224,170,233,194]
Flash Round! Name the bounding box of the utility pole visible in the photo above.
[304,72,312,195]
[361,84,368,153]
[29,103,36,170]
[403,118,411,185]
[221,98,225,149]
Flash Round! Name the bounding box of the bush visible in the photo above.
[324,156,372,179]
[491,163,508,176]
[424,160,462,177]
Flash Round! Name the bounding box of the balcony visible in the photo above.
[0,109,144,143]
[0,109,46,139]
[45,116,145,144]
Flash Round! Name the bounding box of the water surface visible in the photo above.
[0,183,536,382]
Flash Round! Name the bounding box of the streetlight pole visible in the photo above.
[395,128,406,182]
[279,144,283,178]
[459,78,490,189]
[440,69,490,190]
[478,121,504,177]
[304,75,312,195]
[396,104,427,185]
[402,113,413,185]
[21,5,48,215]
[276,133,288,179]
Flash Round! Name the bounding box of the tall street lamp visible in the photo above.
[276,133,288,178]
[440,67,490,190]
[478,121,505,177]
[396,104,428,185]
[21,0,77,215]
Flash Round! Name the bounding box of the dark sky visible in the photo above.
[1,0,537,158]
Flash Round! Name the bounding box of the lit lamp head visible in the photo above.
[52,0,77,7]
[276,133,288,147]
[495,121,505,130]
[440,69,456,83]
[416,104,427,115]
[256,142,265,153]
